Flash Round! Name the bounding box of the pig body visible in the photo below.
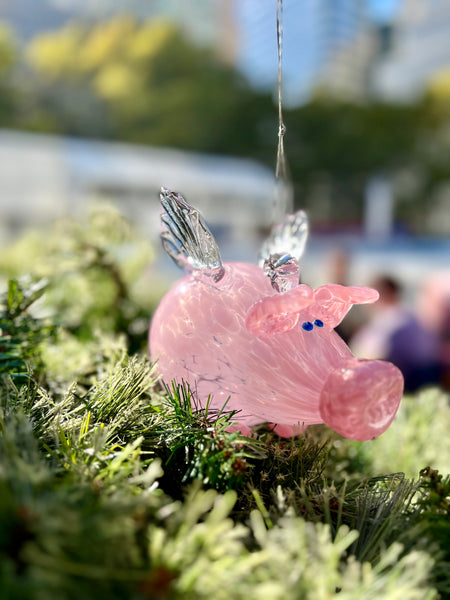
[150,261,404,441]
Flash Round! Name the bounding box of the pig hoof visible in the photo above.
[319,358,404,441]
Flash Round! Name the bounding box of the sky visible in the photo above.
[367,0,402,22]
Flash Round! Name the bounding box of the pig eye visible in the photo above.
[301,319,324,331]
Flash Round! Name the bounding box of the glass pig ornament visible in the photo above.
[150,188,404,441]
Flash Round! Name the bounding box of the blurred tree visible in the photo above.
[0,23,18,125]
[283,99,422,226]
[406,76,450,233]
[424,69,450,120]
[26,17,273,154]
[278,95,449,232]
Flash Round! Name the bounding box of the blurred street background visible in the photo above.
[0,0,449,386]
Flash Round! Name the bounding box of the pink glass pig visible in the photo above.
[150,188,404,441]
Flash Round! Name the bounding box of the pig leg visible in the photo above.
[319,358,403,441]
[269,423,307,437]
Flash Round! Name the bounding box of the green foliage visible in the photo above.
[0,388,440,600]
[152,381,265,493]
[146,486,434,600]
[0,402,167,599]
[0,204,157,354]
[416,467,450,596]
[0,278,54,380]
[0,213,449,598]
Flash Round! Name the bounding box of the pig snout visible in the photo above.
[319,358,404,441]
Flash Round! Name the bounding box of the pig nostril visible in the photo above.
[313,319,324,327]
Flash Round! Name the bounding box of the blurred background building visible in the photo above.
[0,129,276,262]
[372,0,450,101]
[237,0,370,103]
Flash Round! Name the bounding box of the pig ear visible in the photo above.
[245,284,313,337]
[339,286,380,305]
[310,285,379,329]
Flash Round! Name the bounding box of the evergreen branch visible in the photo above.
[150,380,265,493]
[0,278,54,380]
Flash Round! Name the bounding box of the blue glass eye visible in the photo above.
[313,319,324,328]
[302,321,313,331]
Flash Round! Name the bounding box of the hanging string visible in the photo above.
[276,0,286,182]
[274,0,293,221]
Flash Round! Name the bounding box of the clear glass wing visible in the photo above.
[159,187,225,282]
[258,209,308,292]
[258,209,309,267]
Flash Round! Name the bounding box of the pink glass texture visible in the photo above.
[150,262,404,441]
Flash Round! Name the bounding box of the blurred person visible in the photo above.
[440,302,450,389]
[350,275,441,392]
[417,272,450,390]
